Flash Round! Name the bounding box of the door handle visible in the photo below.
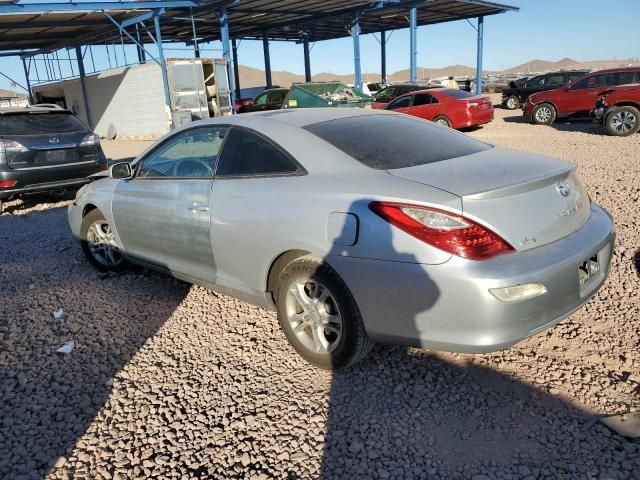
[188,202,209,212]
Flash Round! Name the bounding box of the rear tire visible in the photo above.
[433,116,452,128]
[80,209,128,272]
[604,106,640,137]
[531,103,556,125]
[275,255,374,370]
[505,95,520,110]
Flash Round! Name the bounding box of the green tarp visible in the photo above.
[282,82,373,109]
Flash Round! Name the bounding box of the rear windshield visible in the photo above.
[304,114,491,170]
[442,89,475,99]
[0,112,86,135]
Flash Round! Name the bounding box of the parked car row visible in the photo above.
[522,67,640,136]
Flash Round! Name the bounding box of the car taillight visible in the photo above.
[79,133,100,147]
[0,139,28,163]
[0,139,28,153]
[368,201,515,261]
[0,180,17,188]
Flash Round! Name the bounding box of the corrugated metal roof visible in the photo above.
[0,0,518,53]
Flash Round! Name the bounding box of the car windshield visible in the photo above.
[304,114,491,170]
[0,112,86,135]
[441,89,475,99]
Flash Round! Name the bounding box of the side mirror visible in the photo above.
[109,162,133,180]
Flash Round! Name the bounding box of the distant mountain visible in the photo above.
[502,58,578,74]
[237,57,640,89]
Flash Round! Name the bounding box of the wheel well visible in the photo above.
[266,249,312,304]
[82,203,98,217]
[611,101,640,111]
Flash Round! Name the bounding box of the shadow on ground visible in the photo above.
[317,345,632,479]
[0,208,189,477]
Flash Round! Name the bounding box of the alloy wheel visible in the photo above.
[506,97,517,109]
[611,111,637,134]
[86,220,123,268]
[435,118,449,127]
[535,106,552,123]
[285,277,343,354]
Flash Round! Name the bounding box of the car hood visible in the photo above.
[528,88,562,104]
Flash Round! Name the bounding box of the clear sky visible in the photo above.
[0,0,639,92]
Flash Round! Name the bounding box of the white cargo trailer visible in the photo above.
[32,57,232,139]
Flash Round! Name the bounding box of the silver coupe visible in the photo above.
[68,109,615,369]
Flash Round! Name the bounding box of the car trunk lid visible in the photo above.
[387,147,591,251]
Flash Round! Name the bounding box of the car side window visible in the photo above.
[215,128,301,177]
[387,96,412,110]
[546,74,565,85]
[413,93,434,106]
[253,92,269,105]
[269,90,286,103]
[570,74,606,90]
[606,71,638,86]
[375,87,395,101]
[137,127,227,179]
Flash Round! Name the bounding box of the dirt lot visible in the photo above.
[1,106,639,480]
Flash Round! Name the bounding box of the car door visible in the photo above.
[111,126,227,284]
[386,95,413,115]
[409,93,439,120]
[210,127,305,294]
[558,73,607,115]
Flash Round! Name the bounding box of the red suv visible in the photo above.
[523,67,640,125]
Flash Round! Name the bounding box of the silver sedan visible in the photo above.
[68,108,615,369]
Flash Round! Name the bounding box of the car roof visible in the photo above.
[197,107,393,129]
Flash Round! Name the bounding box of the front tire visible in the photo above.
[531,103,556,125]
[504,95,520,110]
[80,209,128,272]
[275,255,374,370]
[604,106,640,136]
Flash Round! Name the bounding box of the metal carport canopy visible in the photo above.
[0,0,518,114]
[0,1,518,52]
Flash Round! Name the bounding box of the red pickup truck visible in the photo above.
[594,84,640,136]
[523,67,640,125]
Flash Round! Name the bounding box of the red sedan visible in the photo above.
[385,88,494,129]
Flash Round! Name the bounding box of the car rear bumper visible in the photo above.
[466,109,494,127]
[328,204,615,353]
[0,159,106,199]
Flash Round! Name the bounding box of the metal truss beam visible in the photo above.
[0,1,199,14]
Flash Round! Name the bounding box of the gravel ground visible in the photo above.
[1,106,639,480]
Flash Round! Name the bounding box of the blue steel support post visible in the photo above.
[352,16,362,91]
[262,32,272,89]
[409,7,417,83]
[153,15,172,115]
[475,15,484,95]
[75,46,92,128]
[303,35,311,82]
[219,6,236,112]
[135,24,146,63]
[380,30,386,85]
[21,57,33,105]
[232,38,241,100]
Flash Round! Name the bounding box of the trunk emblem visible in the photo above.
[49,137,60,144]
[556,180,571,197]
